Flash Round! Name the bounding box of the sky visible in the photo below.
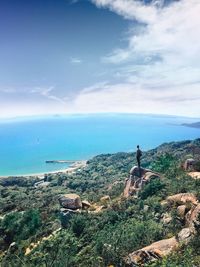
[0,0,200,118]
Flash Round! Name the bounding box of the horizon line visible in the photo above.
[0,112,200,122]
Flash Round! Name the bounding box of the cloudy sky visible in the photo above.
[0,0,200,118]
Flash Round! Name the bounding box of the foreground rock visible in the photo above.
[185,203,200,228]
[126,192,200,266]
[125,237,178,266]
[124,166,160,198]
[188,172,200,179]
[166,193,198,206]
[59,193,82,210]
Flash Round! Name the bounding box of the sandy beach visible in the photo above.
[0,160,87,179]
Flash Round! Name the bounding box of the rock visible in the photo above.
[100,195,111,204]
[184,158,195,171]
[177,205,186,219]
[89,204,105,214]
[188,172,200,179]
[8,242,17,252]
[125,237,178,266]
[124,178,134,198]
[82,200,91,209]
[130,166,146,178]
[185,203,200,228]
[124,166,160,198]
[34,181,50,188]
[178,228,194,243]
[59,194,82,210]
[162,213,172,224]
[143,172,160,182]
[166,193,198,206]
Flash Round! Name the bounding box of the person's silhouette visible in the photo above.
[136,145,142,169]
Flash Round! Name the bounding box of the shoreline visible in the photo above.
[0,160,87,179]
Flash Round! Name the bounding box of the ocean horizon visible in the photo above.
[0,113,199,176]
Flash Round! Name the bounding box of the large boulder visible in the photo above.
[166,193,198,206]
[178,228,194,243]
[130,166,146,178]
[177,205,187,219]
[185,203,200,228]
[125,237,178,266]
[184,158,195,171]
[82,200,91,209]
[124,166,160,198]
[59,193,82,210]
[100,195,111,205]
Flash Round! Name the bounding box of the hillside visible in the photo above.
[0,138,200,266]
[183,122,200,129]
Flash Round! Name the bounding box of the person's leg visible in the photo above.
[137,157,141,177]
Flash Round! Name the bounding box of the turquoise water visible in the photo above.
[0,114,199,176]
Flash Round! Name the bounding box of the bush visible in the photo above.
[139,179,165,199]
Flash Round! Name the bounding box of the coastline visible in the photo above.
[0,160,87,179]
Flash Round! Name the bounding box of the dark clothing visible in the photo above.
[136,156,141,168]
[136,149,142,168]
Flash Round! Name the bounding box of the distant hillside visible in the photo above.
[183,122,200,128]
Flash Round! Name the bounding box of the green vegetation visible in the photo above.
[0,138,200,266]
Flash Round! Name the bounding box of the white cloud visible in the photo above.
[91,0,158,23]
[70,57,82,64]
[68,82,200,117]
[30,86,66,105]
[85,0,200,117]
[1,0,200,118]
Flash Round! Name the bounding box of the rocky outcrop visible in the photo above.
[100,195,111,204]
[125,192,200,266]
[82,200,91,209]
[184,158,196,171]
[125,237,178,266]
[166,193,197,206]
[123,166,160,198]
[177,205,187,219]
[185,203,200,228]
[161,212,172,224]
[59,193,82,210]
[177,228,194,243]
[188,172,200,179]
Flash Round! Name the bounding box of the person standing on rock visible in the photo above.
[136,145,142,169]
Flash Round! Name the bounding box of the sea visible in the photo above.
[0,114,199,176]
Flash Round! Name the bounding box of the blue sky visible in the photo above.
[0,0,200,118]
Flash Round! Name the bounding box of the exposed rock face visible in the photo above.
[82,200,91,209]
[59,193,82,210]
[178,228,194,243]
[100,195,111,204]
[124,166,160,198]
[166,193,198,206]
[188,172,200,179]
[184,158,195,171]
[162,212,172,224]
[185,203,200,228]
[125,192,199,266]
[125,237,178,266]
[177,205,186,219]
